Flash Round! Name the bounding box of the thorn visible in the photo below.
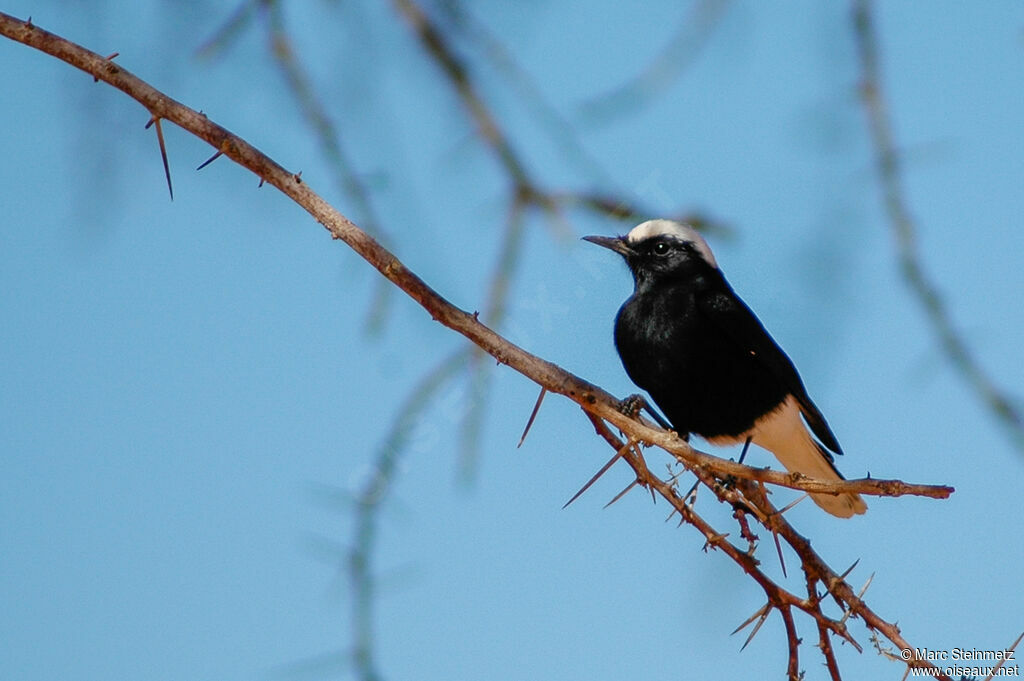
[603,478,639,509]
[840,572,874,626]
[732,602,770,635]
[732,602,772,651]
[147,117,174,200]
[627,439,650,475]
[842,629,864,654]
[562,442,628,509]
[839,558,861,582]
[258,177,266,188]
[702,531,729,552]
[196,150,223,171]
[620,441,654,506]
[94,52,119,81]
[517,387,547,448]
[776,494,809,515]
[293,171,303,183]
[741,608,771,651]
[773,530,787,579]
[856,572,874,598]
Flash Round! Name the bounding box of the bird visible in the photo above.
[583,219,866,518]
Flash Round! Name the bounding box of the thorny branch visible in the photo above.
[852,0,1024,452]
[1,11,959,680]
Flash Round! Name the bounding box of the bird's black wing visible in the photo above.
[696,286,844,456]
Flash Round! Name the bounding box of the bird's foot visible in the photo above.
[617,394,677,433]
[618,394,647,418]
[721,437,754,491]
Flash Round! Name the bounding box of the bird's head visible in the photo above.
[583,219,718,290]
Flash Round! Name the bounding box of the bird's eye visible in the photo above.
[653,241,671,256]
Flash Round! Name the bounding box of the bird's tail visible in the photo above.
[753,399,867,518]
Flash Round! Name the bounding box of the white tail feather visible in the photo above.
[751,397,867,518]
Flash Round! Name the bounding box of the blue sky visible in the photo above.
[2,2,1022,680]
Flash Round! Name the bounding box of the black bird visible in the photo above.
[584,219,866,518]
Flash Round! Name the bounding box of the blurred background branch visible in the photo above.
[852,0,1024,451]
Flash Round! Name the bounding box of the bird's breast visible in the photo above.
[613,289,788,440]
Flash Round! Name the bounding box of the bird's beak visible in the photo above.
[582,234,634,257]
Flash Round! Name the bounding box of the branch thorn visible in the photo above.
[196,150,223,171]
[732,602,770,636]
[736,602,772,651]
[772,529,787,578]
[839,558,861,582]
[517,387,546,448]
[94,52,119,81]
[562,439,628,509]
[603,478,639,509]
[145,116,173,200]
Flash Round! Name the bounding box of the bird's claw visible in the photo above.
[618,394,647,418]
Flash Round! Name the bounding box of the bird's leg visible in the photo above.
[722,436,754,492]
[647,405,677,434]
[737,436,753,465]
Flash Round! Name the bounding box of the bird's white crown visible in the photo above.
[626,219,718,268]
